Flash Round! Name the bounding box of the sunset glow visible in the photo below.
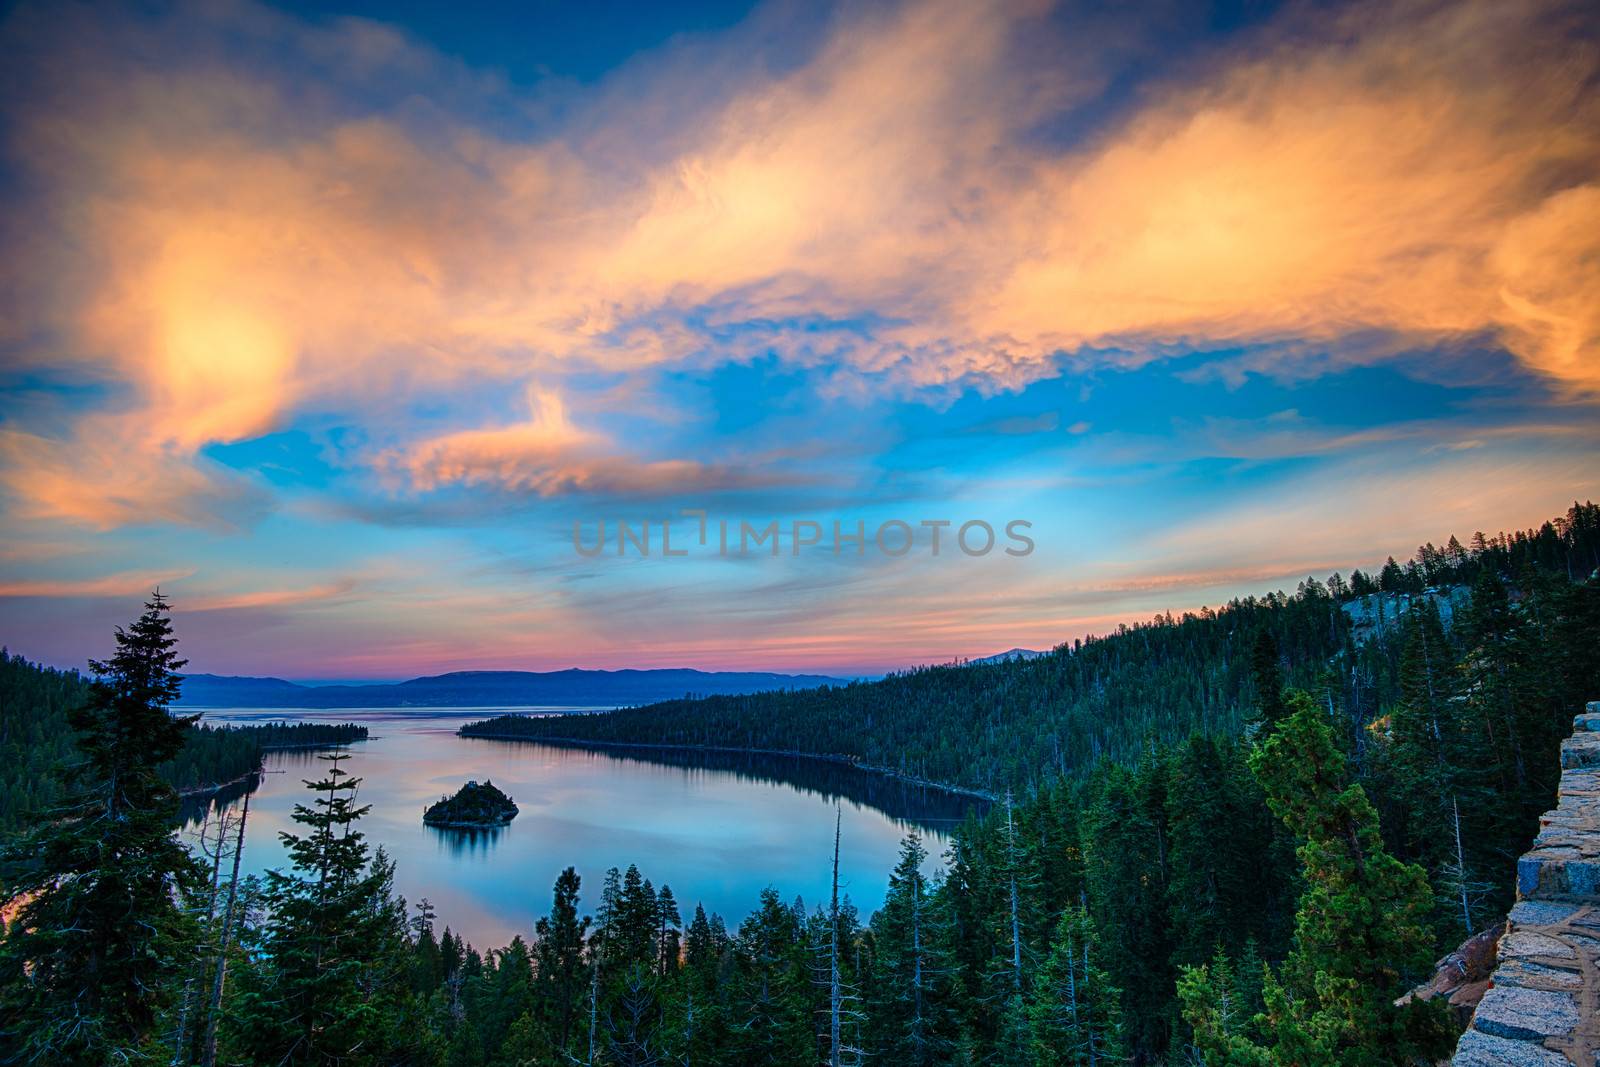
[2,0,1597,677]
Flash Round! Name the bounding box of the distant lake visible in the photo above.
[186,708,985,949]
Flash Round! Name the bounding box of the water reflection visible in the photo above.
[179,772,260,828]
[187,709,985,948]
[427,823,510,857]
[513,740,988,832]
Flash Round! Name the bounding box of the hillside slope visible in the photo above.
[464,503,1600,794]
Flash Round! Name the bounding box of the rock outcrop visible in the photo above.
[1410,925,1503,1027]
[1449,703,1600,1067]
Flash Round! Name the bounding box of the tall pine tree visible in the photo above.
[224,750,413,1066]
[0,593,203,1065]
[1027,907,1125,1067]
[868,833,958,1066]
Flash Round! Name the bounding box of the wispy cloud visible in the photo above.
[183,581,357,613]
[1,0,1594,528]
[0,569,195,599]
[389,386,802,497]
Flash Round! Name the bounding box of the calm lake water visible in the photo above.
[185,709,983,949]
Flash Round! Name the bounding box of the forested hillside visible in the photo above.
[0,652,365,836]
[424,510,1594,1064]
[465,503,1600,796]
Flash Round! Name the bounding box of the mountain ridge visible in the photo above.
[176,667,850,709]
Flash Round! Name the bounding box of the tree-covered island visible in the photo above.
[422,779,520,828]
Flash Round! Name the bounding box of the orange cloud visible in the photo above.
[0,0,1595,527]
[394,386,800,496]
[977,1,1600,387]
[0,422,267,530]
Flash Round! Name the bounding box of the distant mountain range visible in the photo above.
[968,648,1049,665]
[177,668,851,709]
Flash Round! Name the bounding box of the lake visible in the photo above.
[185,709,985,949]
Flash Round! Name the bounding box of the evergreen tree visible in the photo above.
[1182,693,1454,1065]
[223,750,413,1065]
[657,883,682,977]
[1176,952,1272,1067]
[673,902,733,1066]
[1027,907,1125,1067]
[1384,602,1487,937]
[729,888,813,1065]
[1163,736,1287,970]
[0,593,203,1065]
[614,864,659,974]
[1249,630,1288,731]
[479,937,534,1062]
[868,834,958,1066]
[413,898,444,994]
[1082,763,1173,1057]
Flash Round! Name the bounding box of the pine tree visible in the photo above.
[1385,602,1488,937]
[673,903,732,1066]
[1249,630,1288,731]
[1176,951,1272,1067]
[868,833,957,1066]
[478,937,534,1059]
[1163,736,1287,970]
[1082,763,1173,1057]
[1027,907,1125,1066]
[1182,692,1454,1065]
[657,884,682,977]
[729,888,813,1065]
[223,750,412,1065]
[615,864,658,974]
[0,593,203,1065]
[413,898,444,993]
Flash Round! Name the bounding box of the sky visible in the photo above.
[1,0,1597,680]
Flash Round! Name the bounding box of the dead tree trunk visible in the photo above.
[829,809,843,1067]
[199,790,250,1067]
[1005,792,1022,992]
[173,810,228,1065]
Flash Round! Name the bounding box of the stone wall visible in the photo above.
[1451,703,1599,1067]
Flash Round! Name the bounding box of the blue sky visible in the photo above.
[1,0,1596,677]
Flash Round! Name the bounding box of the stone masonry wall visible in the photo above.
[1451,702,1600,1067]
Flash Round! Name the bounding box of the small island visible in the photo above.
[422,779,519,828]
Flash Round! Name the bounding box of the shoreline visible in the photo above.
[176,767,259,798]
[459,732,998,803]
[422,816,518,829]
[175,737,368,798]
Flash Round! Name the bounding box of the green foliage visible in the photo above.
[1251,629,1289,730]
[0,595,204,1065]
[223,751,416,1065]
[0,651,368,839]
[867,834,960,1066]
[529,866,591,1058]
[1027,907,1125,1066]
[1183,693,1455,1066]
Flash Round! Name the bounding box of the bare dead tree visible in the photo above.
[199,789,250,1067]
[829,811,842,1067]
[1005,792,1023,993]
[813,807,864,1067]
